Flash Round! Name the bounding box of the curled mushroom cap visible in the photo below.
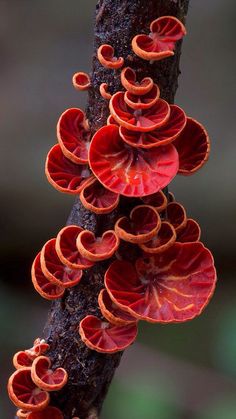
[98,289,137,326]
[121,67,154,95]
[109,92,170,132]
[40,239,83,288]
[26,406,64,418]
[79,315,138,353]
[97,44,124,69]
[72,72,91,91]
[107,114,119,125]
[45,144,92,195]
[166,201,187,232]
[88,124,179,197]
[80,177,120,215]
[16,410,29,418]
[139,221,176,254]
[99,83,112,100]
[115,205,161,244]
[105,242,216,323]
[174,117,210,175]
[8,367,49,411]
[132,16,186,61]
[141,190,168,213]
[57,108,90,164]
[13,351,35,370]
[120,104,186,148]
[56,225,94,270]
[31,253,65,300]
[76,230,120,262]
[124,84,160,110]
[176,218,201,243]
[31,356,68,392]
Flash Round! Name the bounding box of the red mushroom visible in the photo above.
[26,406,64,418]
[31,356,68,392]
[105,242,216,323]
[80,177,120,214]
[107,114,119,125]
[31,253,65,300]
[55,225,94,270]
[109,92,170,132]
[166,201,187,232]
[98,289,137,326]
[57,108,90,164]
[141,190,168,213]
[16,410,30,418]
[174,117,210,175]
[99,83,112,100]
[139,221,176,254]
[13,352,34,370]
[97,44,124,69]
[132,16,186,61]
[121,67,154,95]
[88,124,179,197]
[115,205,161,244]
[8,368,50,411]
[40,238,83,288]
[119,104,186,148]
[124,84,160,110]
[176,218,201,243]
[76,230,120,262]
[25,339,50,361]
[79,315,137,353]
[45,144,92,195]
[72,72,91,91]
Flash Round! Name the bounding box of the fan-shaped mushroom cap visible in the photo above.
[57,108,90,164]
[98,289,137,326]
[13,352,34,370]
[79,315,137,353]
[8,368,49,411]
[31,356,68,392]
[99,83,112,100]
[40,239,83,288]
[166,201,187,232]
[176,218,201,243]
[124,84,160,110]
[97,44,124,69]
[55,225,94,270]
[121,67,154,95]
[88,124,179,197]
[105,242,216,323]
[139,221,176,254]
[31,253,65,300]
[76,230,119,262]
[141,190,168,212]
[80,177,120,214]
[72,72,91,91]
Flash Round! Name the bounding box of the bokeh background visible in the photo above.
[1,1,236,418]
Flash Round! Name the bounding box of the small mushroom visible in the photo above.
[139,221,176,254]
[72,72,91,91]
[76,230,120,262]
[141,190,168,213]
[99,83,112,100]
[13,351,34,370]
[79,315,138,353]
[80,177,120,214]
[31,356,68,392]
[124,84,160,110]
[98,289,137,326]
[97,44,124,69]
[121,67,154,95]
[31,253,65,300]
[16,409,30,418]
[166,201,187,232]
[176,218,201,243]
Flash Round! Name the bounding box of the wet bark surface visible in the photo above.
[40,1,189,418]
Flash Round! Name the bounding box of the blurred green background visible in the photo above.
[1,1,236,418]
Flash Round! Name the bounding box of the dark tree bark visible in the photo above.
[40,1,189,418]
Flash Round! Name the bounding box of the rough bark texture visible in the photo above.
[41,1,189,418]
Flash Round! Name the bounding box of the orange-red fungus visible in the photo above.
[166,201,187,232]
[16,410,29,418]
[121,67,154,95]
[176,218,201,243]
[13,352,34,370]
[31,253,65,300]
[132,16,186,61]
[141,190,168,212]
[72,72,91,91]
[80,177,120,214]
[88,124,179,197]
[105,242,216,323]
[99,83,112,100]
[79,315,137,353]
[76,230,119,262]
[139,221,176,254]
[97,44,124,69]
[98,289,137,326]
[26,406,64,418]
[31,356,68,392]
[8,368,49,411]
[124,84,160,110]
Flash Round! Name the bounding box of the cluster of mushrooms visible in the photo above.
[8,15,216,418]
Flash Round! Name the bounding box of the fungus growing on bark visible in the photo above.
[115,205,161,244]
[26,406,64,418]
[98,289,137,326]
[141,190,168,212]
[119,104,186,148]
[99,83,112,100]
[124,84,160,110]
[55,225,94,269]
[105,242,216,323]
[176,218,201,243]
[8,368,49,411]
[27,339,50,358]
[88,124,179,197]
[139,221,176,253]
[31,253,65,300]
[97,44,124,69]
[132,16,186,61]
[45,144,92,194]
[76,230,119,261]
[80,177,120,214]
[57,108,90,164]
[79,315,138,353]
[174,117,210,175]
[109,92,170,131]
[31,356,68,392]
[121,67,154,95]
[40,239,83,288]
[13,352,34,370]
[16,410,29,418]
[72,72,91,91]
[166,201,187,232]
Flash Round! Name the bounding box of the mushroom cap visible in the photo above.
[97,44,124,69]
[99,83,112,100]
[13,351,34,370]
[166,201,187,232]
[76,229,120,262]
[31,253,65,300]
[79,315,138,353]
[124,84,160,110]
[121,67,154,95]
[105,242,216,323]
[141,190,168,213]
[26,406,64,418]
[139,221,176,254]
[176,218,201,243]
[31,356,68,392]
[72,72,91,91]
[98,289,137,326]
[80,177,120,214]
[88,124,179,197]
